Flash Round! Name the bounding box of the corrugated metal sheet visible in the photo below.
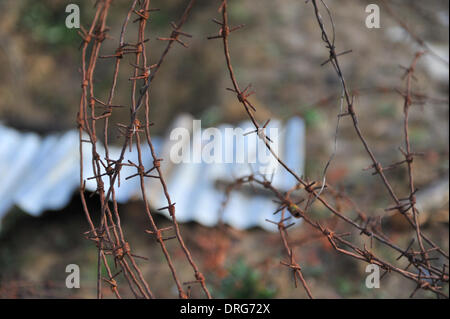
[0,115,305,231]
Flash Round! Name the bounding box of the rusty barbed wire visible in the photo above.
[73,0,448,299]
[209,0,448,298]
[218,172,448,298]
[308,0,448,265]
[77,0,211,299]
[309,85,449,110]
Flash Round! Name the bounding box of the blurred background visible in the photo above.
[0,0,448,298]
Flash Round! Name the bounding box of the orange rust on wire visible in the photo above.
[211,0,448,298]
[78,0,210,299]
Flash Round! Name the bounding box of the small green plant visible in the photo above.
[20,1,78,48]
[216,258,277,298]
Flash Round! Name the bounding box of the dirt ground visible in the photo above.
[0,193,448,298]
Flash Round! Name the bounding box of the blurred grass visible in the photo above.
[215,258,277,298]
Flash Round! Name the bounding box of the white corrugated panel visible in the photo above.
[0,115,305,231]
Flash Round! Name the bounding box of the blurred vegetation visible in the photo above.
[19,2,79,49]
[215,258,277,298]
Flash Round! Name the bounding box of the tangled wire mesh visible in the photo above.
[77,0,448,298]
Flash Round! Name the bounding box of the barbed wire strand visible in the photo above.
[209,0,448,298]
[78,0,210,299]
